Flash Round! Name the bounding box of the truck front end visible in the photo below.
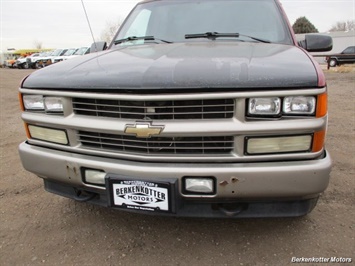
[18,0,332,218]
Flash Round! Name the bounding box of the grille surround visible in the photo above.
[78,131,234,155]
[73,98,234,120]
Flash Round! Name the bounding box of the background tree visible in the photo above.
[329,20,355,32]
[100,19,122,44]
[33,40,43,50]
[292,16,319,34]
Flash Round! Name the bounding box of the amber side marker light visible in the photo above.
[316,93,327,118]
[19,92,25,111]
[312,130,326,153]
[24,123,31,139]
[313,93,327,152]
[19,93,30,138]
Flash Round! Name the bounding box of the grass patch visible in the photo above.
[327,65,355,73]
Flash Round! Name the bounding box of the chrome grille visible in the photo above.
[72,98,234,120]
[78,131,234,155]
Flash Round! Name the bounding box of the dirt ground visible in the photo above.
[0,68,354,266]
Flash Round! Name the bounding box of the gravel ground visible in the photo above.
[0,68,354,265]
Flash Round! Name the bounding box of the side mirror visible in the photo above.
[298,35,333,52]
[90,41,107,53]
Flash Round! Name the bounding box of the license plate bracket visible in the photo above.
[106,175,177,214]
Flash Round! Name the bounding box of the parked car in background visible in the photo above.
[326,46,355,67]
[37,49,68,67]
[4,58,18,68]
[64,46,90,60]
[53,48,78,63]
[17,53,40,69]
[26,51,52,69]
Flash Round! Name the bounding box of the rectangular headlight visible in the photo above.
[44,97,63,113]
[28,125,68,145]
[247,135,312,155]
[248,98,281,116]
[283,96,316,114]
[23,95,44,110]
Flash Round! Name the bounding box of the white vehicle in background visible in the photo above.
[53,48,78,63]
[64,47,90,60]
[26,51,53,69]
[17,53,40,69]
[38,48,68,67]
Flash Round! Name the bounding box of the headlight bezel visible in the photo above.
[247,96,317,118]
[283,96,316,115]
[22,94,64,114]
[22,94,45,111]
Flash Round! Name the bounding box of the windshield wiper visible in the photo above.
[185,32,271,43]
[114,36,172,45]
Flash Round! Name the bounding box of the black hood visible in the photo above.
[23,42,318,90]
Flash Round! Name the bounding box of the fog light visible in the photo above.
[28,125,68,145]
[247,135,312,154]
[185,177,214,193]
[85,170,106,185]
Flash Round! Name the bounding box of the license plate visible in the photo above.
[106,175,175,213]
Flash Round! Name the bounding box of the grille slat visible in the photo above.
[78,131,234,155]
[73,98,235,120]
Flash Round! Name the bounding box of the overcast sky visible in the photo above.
[1,0,354,50]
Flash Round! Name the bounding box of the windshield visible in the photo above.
[51,49,62,56]
[63,48,77,56]
[115,0,292,45]
[73,47,88,55]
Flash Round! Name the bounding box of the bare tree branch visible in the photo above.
[329,20,355,32]
[100,19,122,44]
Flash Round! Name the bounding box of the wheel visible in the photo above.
[24,62,29,69]
[329,59,337,67]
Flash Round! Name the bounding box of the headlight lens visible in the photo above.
[44,97,63,113]
[248,96,317,117]
[248,97,281,115]
[23,95,44,110]
[283,96,316,114]
[22,95,63,114]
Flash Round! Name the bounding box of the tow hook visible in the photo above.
[73,188,97,202]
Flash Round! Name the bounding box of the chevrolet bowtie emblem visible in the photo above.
[124,123,164,138]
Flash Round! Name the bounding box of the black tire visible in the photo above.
[329,59,338,67]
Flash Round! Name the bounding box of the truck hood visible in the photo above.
[23,42,319,90]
